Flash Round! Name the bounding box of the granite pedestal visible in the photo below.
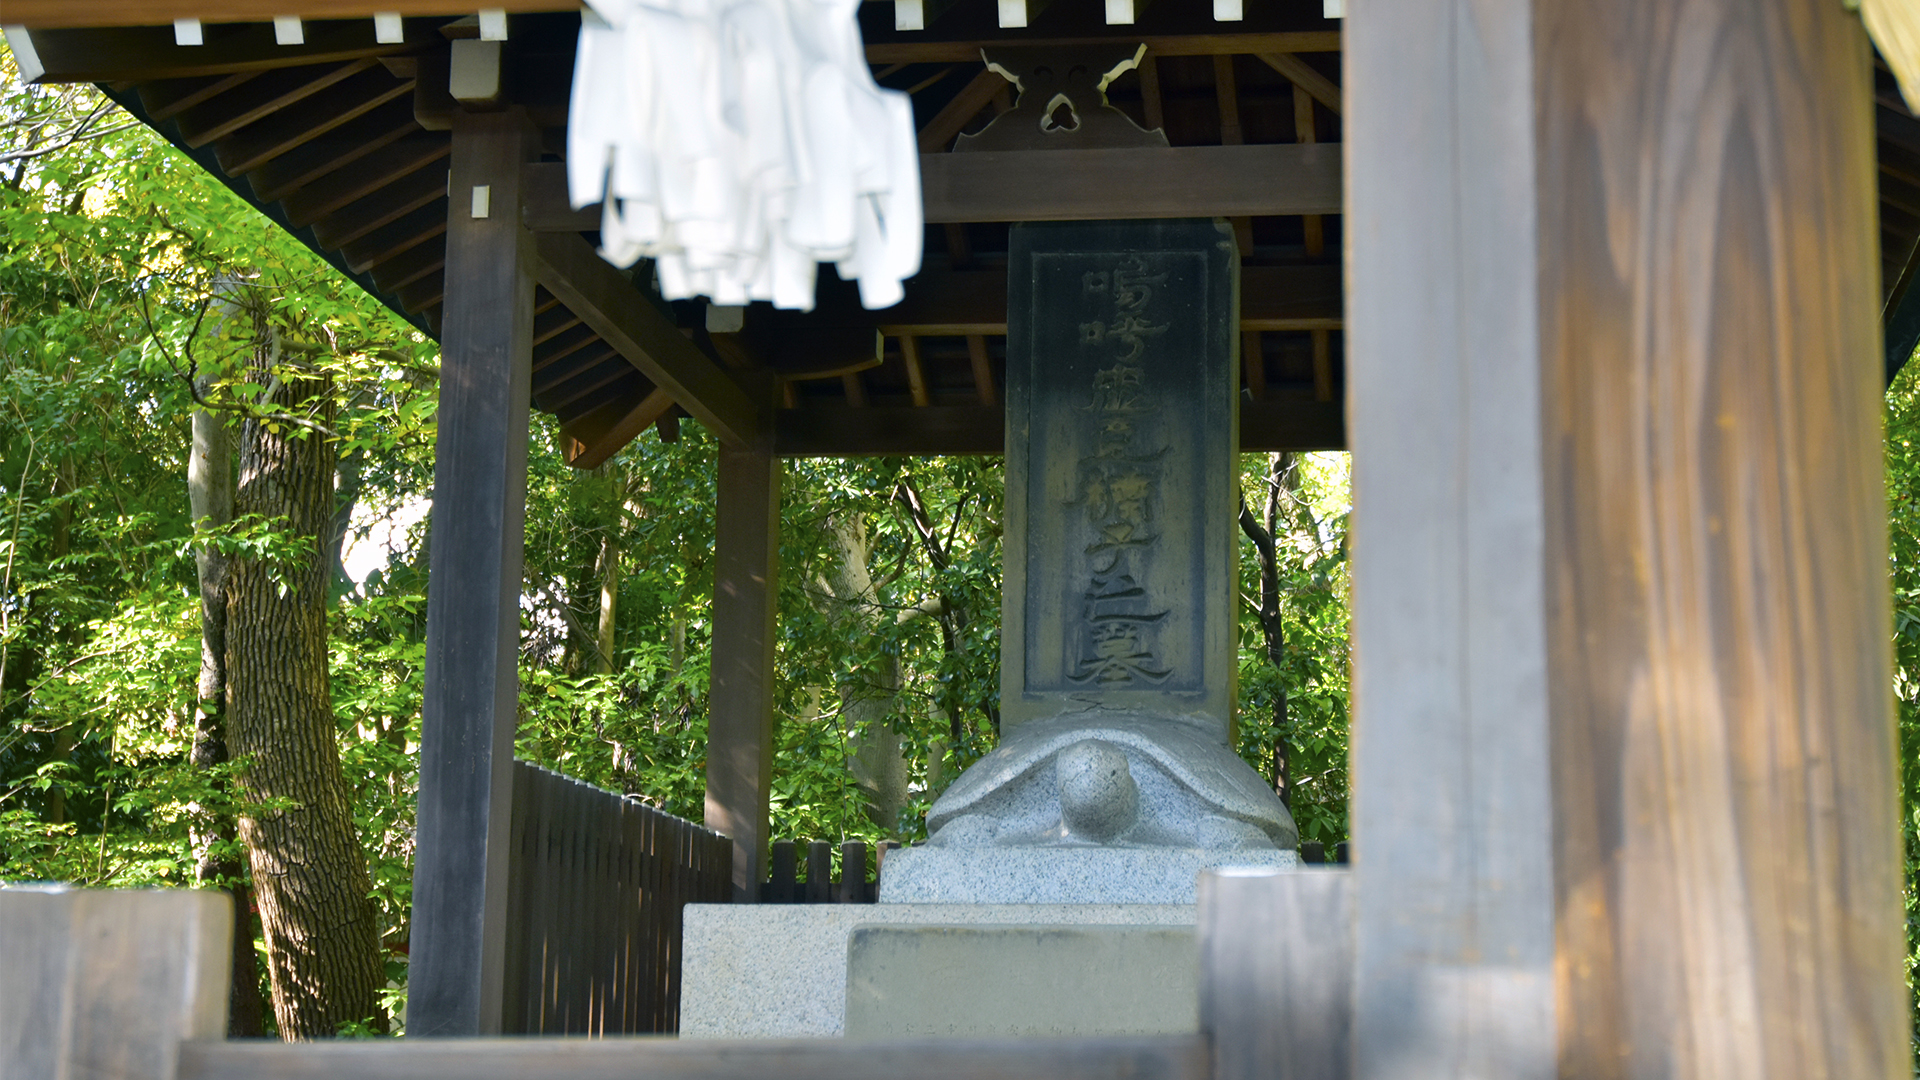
[678,903,1196,1038]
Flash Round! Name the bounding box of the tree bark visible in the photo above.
[819,512,910,832]
[226,337,382,1039]
[189,380,267,1038]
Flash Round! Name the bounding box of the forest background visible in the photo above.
[0,51,1914,1044]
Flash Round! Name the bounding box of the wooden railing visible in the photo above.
[502,761,733,1035]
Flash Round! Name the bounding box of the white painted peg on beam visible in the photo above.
[3,27,45,84]
[470,185,492,220]
[173,18,203,45]
[478,8,508,41]
[374,12,404,43]
[1214,0,1243,20]
[895,0,925,31]
[998,0,1027,28]
[273,16,304,45]
[1106,0,1135,24]
[1322,0,1343,15]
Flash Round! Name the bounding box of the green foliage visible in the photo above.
[0,47,1360,1037]
[1883,360,1920,1045]
[1234,453,1351,848]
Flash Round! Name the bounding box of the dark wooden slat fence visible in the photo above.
[503,761,732,1035]
[760,839,898,902]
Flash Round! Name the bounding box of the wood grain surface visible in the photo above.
[407,109,537,1038]
[1344,1,1558,1076]
[1537,2,1908,1076]
[705,439,781,902]
[179,1033,1206,1080]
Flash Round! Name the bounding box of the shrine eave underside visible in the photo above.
[11,1,1920,464]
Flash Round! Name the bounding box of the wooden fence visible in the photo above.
[760,838,900,902]
[502,761,733,1035]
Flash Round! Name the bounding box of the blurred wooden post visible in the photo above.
[1345,1,1557,1073]
[1349,0,1907,1076]
[1,887,230,1080]
[706,433,780,903]
[1535,3,1907,1075]
[1198,869,1352,1080]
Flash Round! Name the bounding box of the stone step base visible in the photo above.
[876,845,1298,904]
[679,903,1195,1039]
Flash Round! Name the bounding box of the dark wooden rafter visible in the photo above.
[312,160,451,248]
[243,96,421,201]
[281,132,450,226]
[528,231,769,448]
[917,67,1008,153]
[216,64,416,174]
[340,199,448,272]
[13,20,436,81]
[1257,52,1342,114]
[561,387,676,469]
[172,58,378,147]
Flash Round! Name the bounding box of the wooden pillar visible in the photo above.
[1347,0,1907,1076]
[1345,2,1556,1074]
[407,109,538,1037]
[706,437,780,903]
[1536,4,1906,1076]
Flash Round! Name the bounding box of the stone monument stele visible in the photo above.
[879,217,1299,904]
[678,53,1302,1038]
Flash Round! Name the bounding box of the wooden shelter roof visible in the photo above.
[10,1,1920,464]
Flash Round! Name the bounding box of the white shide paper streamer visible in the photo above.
[568,0,922,312]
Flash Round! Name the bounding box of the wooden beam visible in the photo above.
[522,145,1342,231]
[178,1034,1208,1080]
[899,335,930,406]
[528,232,767,448]
[1884,235,1920,383]
[1538,0,1907,1074]
[3,1,577,27]
[965,334,998,406]
[1257,52,1342,115]
[9,22,430,82]
[172,58,376,148]
[863,30,1342,64]
[770,400,1343,457]
[707,439,780,902]
[928,144,1341,222]
[561,387,674,471]
[918,67,1007,154]
[408,108,538,1039]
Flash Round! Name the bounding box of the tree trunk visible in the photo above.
[1237,452,1296,807]
[189,383,267,1038]
[226,339,382,1039]
[820,513,910,832]
[593,472,620,675]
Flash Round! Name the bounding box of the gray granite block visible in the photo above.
[876,846,1298,904]
[679,903,1195,1039]
[844,924,1198,1039]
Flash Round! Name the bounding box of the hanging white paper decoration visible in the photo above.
[568,0,922,312]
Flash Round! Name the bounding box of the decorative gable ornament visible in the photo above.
[567,0,922,312]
